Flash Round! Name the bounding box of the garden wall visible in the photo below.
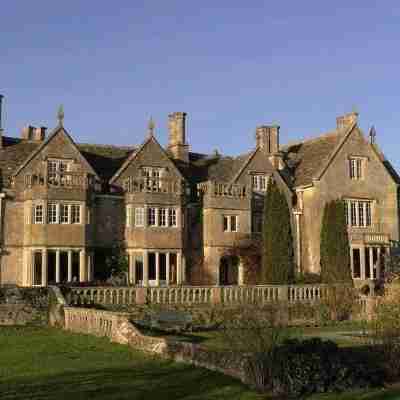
[63,306,248,382]
[0,286,49,325]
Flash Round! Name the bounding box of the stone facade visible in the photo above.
[0,107,398,287]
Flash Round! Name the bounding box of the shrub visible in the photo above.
[263,179,294,284]
[320,200,352,283]
[245,338,383,396]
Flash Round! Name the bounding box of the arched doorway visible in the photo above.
[219,256,239,285]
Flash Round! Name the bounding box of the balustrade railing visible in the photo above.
[24,172,98,190]
[68,284,329,307]
[197,181,248,199]
[123,177,187,195]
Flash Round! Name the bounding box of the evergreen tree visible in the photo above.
[320,200,352,283]
[263,179,294,283]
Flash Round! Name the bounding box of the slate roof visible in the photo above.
[0,137,40,187]
[77,143,135,181]
[1,126,398,191]
[282,130,341,187]
[0,136,135,188]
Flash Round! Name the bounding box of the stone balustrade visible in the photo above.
[69,287,137,306]
[23,172,99,190]
[123,177,187,195]
[197,181,248,199]
[69,284,330,307]
[64,306,129,338]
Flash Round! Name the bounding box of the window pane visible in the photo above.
[60,204,69,223]
[47,203,57,224]
[365,248,371,278]
[357,159,362,179]
[358,202,364,227]
[230,215,237,232]
[223,216,228,232]
[159,208,167,226]
[71,205,81,224]
[135,208,144,226]
[351,202,357,226]
[169,208,177,227]
[148,208,156,226]
[365,202,371,226]
[353,249,361,278]
[34,205,43,224]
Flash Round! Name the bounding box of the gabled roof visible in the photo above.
[283,129,342,187]
[12,124,100,180]
[109,134,185,184]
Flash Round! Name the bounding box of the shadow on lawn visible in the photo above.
[0,362,256,400]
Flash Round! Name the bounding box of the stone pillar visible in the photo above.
[67,250,73,282]
[41,248,47,287]
[181,253,186,283]
[55,249,60,283]
[369,247,374,279]
[238,258,244,286]
[143,250,149,287]
[177,251,182,285]
[166,252,170,286]
[360,246,366,280]
[155,252,160,286]
[79,249,86,282]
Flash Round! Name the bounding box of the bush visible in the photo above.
[245,338,383,396]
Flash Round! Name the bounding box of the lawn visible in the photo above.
[1,326,399,400]
[0,326,261,400]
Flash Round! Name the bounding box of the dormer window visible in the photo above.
[349,157,365,180]
[251,174,268,192]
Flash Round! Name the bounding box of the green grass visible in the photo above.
[0,326,261,400]
[1,326,400,400]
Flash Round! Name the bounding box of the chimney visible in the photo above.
[336,111,358,130]
[21,125,46,141]
[0,94,3,148]
[34,127,46,141]
[168,112,189,163]
[255,125,280,153]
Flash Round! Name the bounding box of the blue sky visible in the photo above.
[1,1,400,168]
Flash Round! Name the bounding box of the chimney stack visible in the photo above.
[336,112,358,130]
[0,94,4,148]
[21,125,46,141]
[168,112,189,163]
[255,125,280,153]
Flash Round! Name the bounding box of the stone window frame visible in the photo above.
[47,158,73,185]
[134,207,145,227]
[47,203,58,224]
[251,173,268,192]
[34,204,44,224]
[348,156,367,180]
[70,204,81,224]
[143,206,178,228]
[345,199,372,228]
[223,214,239,232]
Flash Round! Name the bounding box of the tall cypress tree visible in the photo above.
[320,200,352,283]
[263,179,294,283]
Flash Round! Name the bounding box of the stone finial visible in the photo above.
[147,116,155,138]
[369,125,377,144]
[57,105,64,126]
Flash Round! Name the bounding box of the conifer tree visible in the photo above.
[320,200,352,283]
[263,179,294,283]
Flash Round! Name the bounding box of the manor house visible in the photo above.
[0,97,398,287]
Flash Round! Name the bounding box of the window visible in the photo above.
[148,207,156,226]
[126,205,132,226]
[345,200,372,227]
[135,208,144,227]
[349,158,363,180]
[47,203,58,224]
[47,159,71,184]
[71,204,81,224]
[169,209,177,227]
[34,204,44,224]
[223,215,238,232]
[252,174,268,191]
[60,204,69,224]
[143,167,162,190]
[159,208,167,227]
